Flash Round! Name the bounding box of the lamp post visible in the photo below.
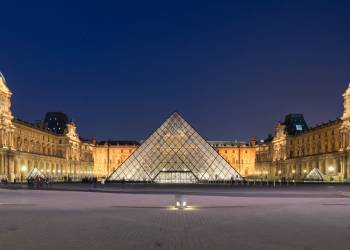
[328,166,335,181]
[262,170,268,185]
[20,165,28,182]
[278,170,282,186]
[292,169,296,185]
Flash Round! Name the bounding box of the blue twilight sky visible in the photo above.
[1,0,349,141]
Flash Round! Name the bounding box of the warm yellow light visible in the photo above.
[278,170,282,174]
[328,166,335,172]
[292,169,296,174]
[303,169,307,173]
[21,165,28,172]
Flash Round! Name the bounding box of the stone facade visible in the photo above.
[0,73,94,182]
[256,84,350,182]
[93,141,139,178]
[93,140,257,179]
[2,71,349,182]
[210,141,256,177]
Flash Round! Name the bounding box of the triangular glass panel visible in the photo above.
[26,167,47,180]
[305,168,325,181]
[108,112,242,183]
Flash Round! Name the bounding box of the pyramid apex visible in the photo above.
[170,111,183,117]
[108,109,242,183]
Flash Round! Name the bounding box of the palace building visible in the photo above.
[0,73,94,182]
[1,71,349,183]
[255,84,350,182]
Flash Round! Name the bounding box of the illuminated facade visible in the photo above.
[212,141,256,177]
[1,71,349,183]
[93,141,139,178]
[255,84,350,182]
[0,73,94,182]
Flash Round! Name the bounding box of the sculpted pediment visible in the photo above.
[0,73,11,94]
[340,119,350,131]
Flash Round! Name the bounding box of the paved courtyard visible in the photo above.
[1,185,350,250]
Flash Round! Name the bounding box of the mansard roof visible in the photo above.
[97,140,141,146]
[13,118,65,137]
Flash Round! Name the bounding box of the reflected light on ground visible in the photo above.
[165,206,199,211]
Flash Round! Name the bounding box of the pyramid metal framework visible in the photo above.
[108,112,242,183]
[305,168,325,181]
[26,167,47,180]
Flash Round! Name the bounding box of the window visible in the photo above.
[0,95,5,111]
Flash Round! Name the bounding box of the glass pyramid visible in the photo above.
[26,167,47,180]
[108,112,242,183]
[305,168,325,181]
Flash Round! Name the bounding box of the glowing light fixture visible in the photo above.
[175,195,187,209]
[328,166,335,172]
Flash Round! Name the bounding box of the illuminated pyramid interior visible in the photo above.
[108,112,242,183]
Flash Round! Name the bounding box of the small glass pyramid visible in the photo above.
[26,167,47,180]
[305,168,324,181]
[108,112,242,183]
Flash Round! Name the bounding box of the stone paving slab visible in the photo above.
[1,188,350,250]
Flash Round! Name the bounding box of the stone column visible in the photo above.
[0,154,3,175]
[0,130,4,147]
[346,154,350,180]
[9,156,15,182]
[4,153,8,176]
[336,158,340,173]
[322,159,326,174]
[344,155,348,180]
[298,162,302,176]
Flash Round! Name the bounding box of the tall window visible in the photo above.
[0,95,6,111]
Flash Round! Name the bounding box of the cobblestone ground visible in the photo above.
[0,188,350,250]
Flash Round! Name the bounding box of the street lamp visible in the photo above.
[278,170,282,185]
[292,169,296,183]
[21,165,28,182]
[328,166,335,182]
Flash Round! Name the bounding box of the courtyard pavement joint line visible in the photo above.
[338,191,350,197]
[0,203,36,206]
